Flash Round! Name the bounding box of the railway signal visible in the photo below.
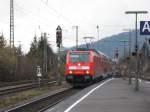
[56,25,62,47]
[114,48,119,64]
[115,48,119,58]
[56,25,62,85]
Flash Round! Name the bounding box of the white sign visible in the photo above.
[37,66,42,77]
[140,21,150,35]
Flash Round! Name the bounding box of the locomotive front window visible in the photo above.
[70,52,89,62]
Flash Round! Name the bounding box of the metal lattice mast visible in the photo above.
[10,0,14,55]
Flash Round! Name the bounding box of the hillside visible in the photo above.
[76,30,148,59]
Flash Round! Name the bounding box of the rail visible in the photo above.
[3,87,80,112]
[0,80,57,96]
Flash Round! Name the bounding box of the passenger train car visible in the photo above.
[65,49,112,86]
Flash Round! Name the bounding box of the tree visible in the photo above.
[0,33,6,48]
[0,47,17,81]
[28,33,59,79]
[28,35,38,57]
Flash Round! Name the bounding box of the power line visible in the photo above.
[14,1,52,26]
[15,0,99,39]
[40,0,73,25]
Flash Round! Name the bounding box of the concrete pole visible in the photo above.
[73,26,79,49]
[135,13,139,91]
[129,31,132,85]
[44,33,47,76]
[58,46,61,85]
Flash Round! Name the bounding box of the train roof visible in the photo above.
[69,48,110,59]
[97,51,109,58]
[70,48,99,53]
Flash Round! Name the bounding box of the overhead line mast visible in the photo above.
[10,0,15,55]
[72,26,79,49]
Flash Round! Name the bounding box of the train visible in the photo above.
[65,49,112,86]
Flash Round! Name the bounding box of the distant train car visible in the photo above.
[65,49,112,86]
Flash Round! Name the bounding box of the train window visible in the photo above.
[70,52,90,62]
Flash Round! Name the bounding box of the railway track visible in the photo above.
[0,79,49,87]
[3,87,80,112]
[0,80,56,96]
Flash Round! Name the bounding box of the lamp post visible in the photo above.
[120,40,127,62]
[123,29,133,84]
[125,11,148,91]
[119,40,129,80]
[123,29,133,57]
[125,11,148,54]
[97,25,100,41]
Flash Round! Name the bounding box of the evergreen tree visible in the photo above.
[29,35,38,57]
[0,33,6,48]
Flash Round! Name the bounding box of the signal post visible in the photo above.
[56,25,62,85]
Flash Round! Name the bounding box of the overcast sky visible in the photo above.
[0,0,149,52]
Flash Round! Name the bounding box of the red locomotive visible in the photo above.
[65,49,112,86]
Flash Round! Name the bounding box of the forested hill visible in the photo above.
[76,30,149,59]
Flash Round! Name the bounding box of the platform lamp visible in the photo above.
[125,11,148,91]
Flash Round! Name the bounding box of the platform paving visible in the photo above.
[69,78,150,112]
[46,78,150,112]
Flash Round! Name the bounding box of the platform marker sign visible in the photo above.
[140,21,150,35]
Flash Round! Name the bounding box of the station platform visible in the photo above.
[46,78,150,112]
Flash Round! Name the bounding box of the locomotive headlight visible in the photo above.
[69,70,73,74]
[86,70,89,74]
[69,66,76,70]
[78,63,81,66]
